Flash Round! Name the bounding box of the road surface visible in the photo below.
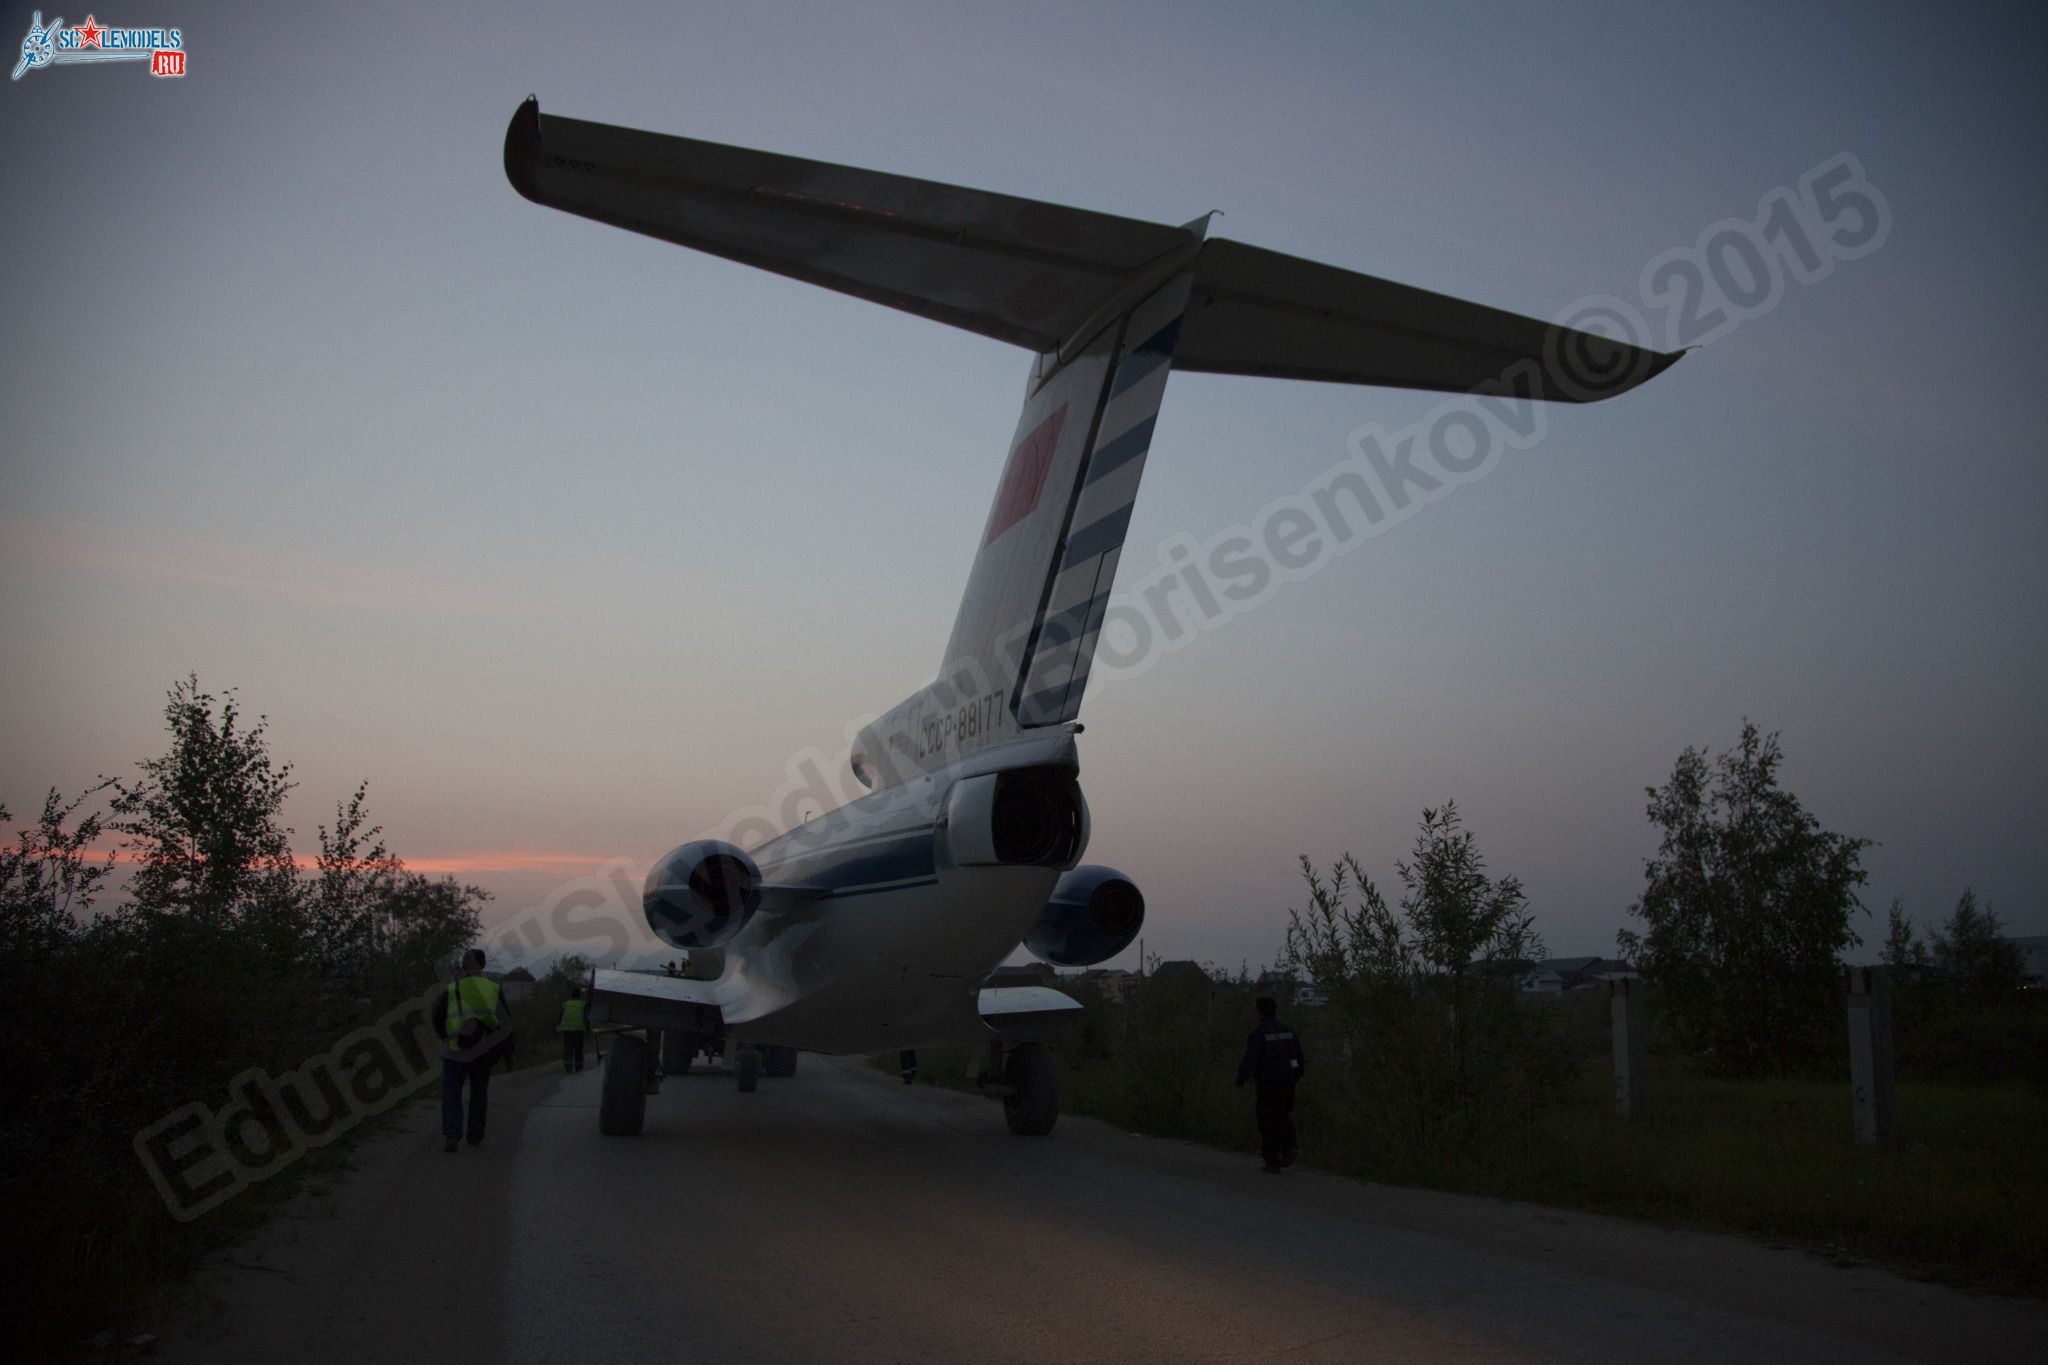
[158,1055,2043,1362]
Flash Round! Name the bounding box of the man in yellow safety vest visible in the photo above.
[431,947,514,1153]
[557,987,590,1074]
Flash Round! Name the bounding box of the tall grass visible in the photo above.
[896,987,2047,1295]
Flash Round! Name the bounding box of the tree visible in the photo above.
[1880,899,1929,969]
[1618,720,1869,1073]
[1286,803,1543,999]
[1286,803,1561,1174]
[543,953,595,994]
[0,786,112,956]
[1928,888,2022,996]
[108,676,298,923]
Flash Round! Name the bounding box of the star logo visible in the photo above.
[77,15,100,48]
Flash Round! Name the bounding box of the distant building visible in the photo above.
[1146,960,1213,996]
[1076,968,1138,1005]
[486,968,537,1004]
[1520,957,1635,996]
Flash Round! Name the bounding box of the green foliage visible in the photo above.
[543,952,595,993]
[1928,888,2023,997]
[0,678,490,1357]
[1507,1053,2046,1296]
[1283,804,1571,1179]
[0,784,114,954]
[110,676,299,925]
[1881,899,1929,969]
[1618,720,1870,1074]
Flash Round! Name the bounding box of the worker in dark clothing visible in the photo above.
[431,948,516,1153]
[1235,995,1305,1172]
[898,1049,918,1084]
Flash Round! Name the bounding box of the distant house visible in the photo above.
[487,967,537,1004]
[1519,957,1635,996]
[1146,960,1213,997]
[1076,968,1138,1005]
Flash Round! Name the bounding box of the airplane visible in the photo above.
[500,97,1680,1137]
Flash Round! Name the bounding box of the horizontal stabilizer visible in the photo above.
[505,98,1192,353]
[977,985,1085,1039]
[1176,239,1681,401]
[505,99,1678,403]
[589,967,722,1031]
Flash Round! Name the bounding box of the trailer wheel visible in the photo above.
[600,1033,648,1136]
[1003,1042,1058,1136]
[736,1045,762,1093]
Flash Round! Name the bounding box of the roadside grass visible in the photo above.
[1453,1064,2048,1296]
[873,1040,2047,1296]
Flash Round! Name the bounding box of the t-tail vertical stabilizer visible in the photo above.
[504,99,1682,793]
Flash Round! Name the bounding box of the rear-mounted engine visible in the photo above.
[642,840,762,948]
[942,767,1088,869]
[1024,865,1145,966]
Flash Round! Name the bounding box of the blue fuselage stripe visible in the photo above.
[763,830,936,900]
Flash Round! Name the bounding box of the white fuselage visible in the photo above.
[697,733,1081,1055]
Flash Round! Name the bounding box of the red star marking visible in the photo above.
[982,404,1069,546]
[77,16,102,48]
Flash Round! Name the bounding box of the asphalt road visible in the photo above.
[159,1055,2044,1363]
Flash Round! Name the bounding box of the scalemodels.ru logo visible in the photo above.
[13,11,186,80]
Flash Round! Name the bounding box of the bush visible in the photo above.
[0,681,490,1358]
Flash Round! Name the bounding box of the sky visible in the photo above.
[4,0,2045,972]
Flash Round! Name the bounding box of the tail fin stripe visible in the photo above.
[1037,588,1116,650]
[1020,679,1080,722]
[1106,318,1184,399]
[1059,505,1136,572]
[1081,415,1158,488]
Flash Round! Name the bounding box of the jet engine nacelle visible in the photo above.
[1023,865,1145,967]
[642,840,762,949]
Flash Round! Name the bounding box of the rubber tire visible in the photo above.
[662,1028,693,1075]
[764,1045,799,1078]
[1003,1042,1058,1136]
[600,1033,648,1136]
[736,1045,762,1093]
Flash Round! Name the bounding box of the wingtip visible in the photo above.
[504,96,542,201]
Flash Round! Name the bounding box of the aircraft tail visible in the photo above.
[505,100,1680,774]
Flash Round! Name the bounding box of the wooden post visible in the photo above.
[1845,965,1896,1145]
[1609,977,1648,1120]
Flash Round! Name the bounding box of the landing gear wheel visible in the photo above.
[764,1045,799,1078]
[1003,1042,1058,1136]
[600,1033,648,1136]
[662,1028,692,1075]
[736,1045,762,1093]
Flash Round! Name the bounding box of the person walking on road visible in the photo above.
[433,947,514,1153]
[1235,995,1305,1173]
[556,985,590,1074]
